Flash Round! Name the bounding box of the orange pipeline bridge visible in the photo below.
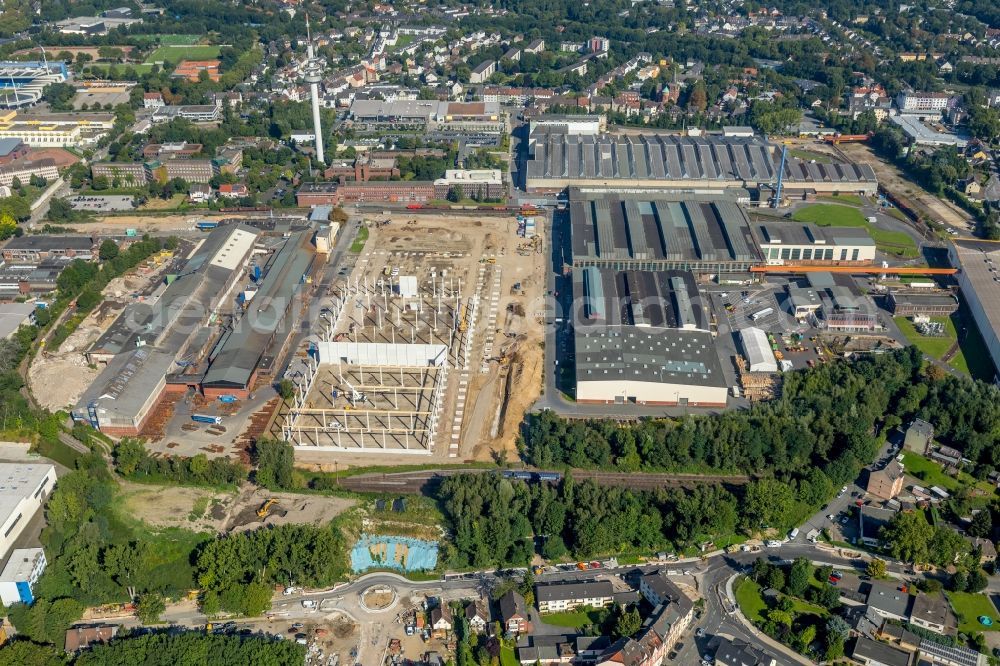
[750,265,957,275]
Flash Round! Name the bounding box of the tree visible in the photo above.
[446,185,463,203]
[798,624,817,652]
[969,509,992,538]
[98,240,120,261]
[950,570,968,592]
[928,527,968,567]
[252,438,295,490]
[201,590,221,616]
[136,592,165,624]
[41,82,76,111]
[0,640,67,665]
[0,213,16,240]
[112,439,146,476]
[277,378,295,401]
[614,605,641,638]
[968,568,989,593]
[742,479,795,531]
[881,511,934,563]
[866,558,887,579]
[787,558,811,597]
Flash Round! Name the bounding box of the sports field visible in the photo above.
[145,45,222,65]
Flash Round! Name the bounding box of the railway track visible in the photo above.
[338,467,749,494]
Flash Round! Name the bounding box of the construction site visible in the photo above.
[281,211,546,463]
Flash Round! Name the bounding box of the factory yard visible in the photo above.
[27,267,175,411]
[283,210,545,465]
[119,481,356,534]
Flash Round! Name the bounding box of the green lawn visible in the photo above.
[819,193,866,206]
[791,204,920,258]
[947,592,1000,633]
[145,45,222,64]
[734,577,768,623]
[350,225,369,253]
[788,597,829,618]
[539,608,604,628]
[500,645,518,666]
[901,452,963,491]
[894,316,959,360]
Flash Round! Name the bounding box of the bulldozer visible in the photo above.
[257,498,278,518]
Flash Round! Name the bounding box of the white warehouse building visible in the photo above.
[574,327,728,406]
[0,464,56,562]
[739,327,778,373]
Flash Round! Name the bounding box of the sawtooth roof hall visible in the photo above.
[526,129,877,196]
[569,191,763,273]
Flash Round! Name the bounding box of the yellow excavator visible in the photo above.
[257,498,278,518]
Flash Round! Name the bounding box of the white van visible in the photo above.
[788,527,800,541]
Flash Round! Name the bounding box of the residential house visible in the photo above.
[866,460,905,500]
[218,183,249,198]
[850,636,911,666]
[65,625,119,653]
[536,580,614,613]
[965,536,997,564]
[465,600,489,633]
[470,60,497,84]
[429,603,453,639]
[904,419,934,453]
[499,590,529,634]
[878,622,921,652]
[188,183,212,203]
[909,591,955,635]
[710,636,777,666]
[859,505,898,548]
[866,581,913,623]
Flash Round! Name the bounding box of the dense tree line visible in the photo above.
[113,439,246,487]
[195,524,347,616]
[439,471,748,567]
[525,348,1000,479]
[33,456,210,607]
[0,631,306,665]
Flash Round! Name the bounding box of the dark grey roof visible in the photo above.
[851,637,911,666]
[3,235,94,252]
[710,636,773,666]
[535,579,613,603]
[202,231,315,390]
[575,327,726,388]
[570,193,760,265]
[889,291,958,308]
[866,581,912,617]
[528,133,777,183]
[498,590,527,621]
[910,591,954,629]
[90,225,259,357]
[574,268,707,330]
[782,155,877,185]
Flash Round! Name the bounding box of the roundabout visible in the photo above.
[359,584,398,613]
